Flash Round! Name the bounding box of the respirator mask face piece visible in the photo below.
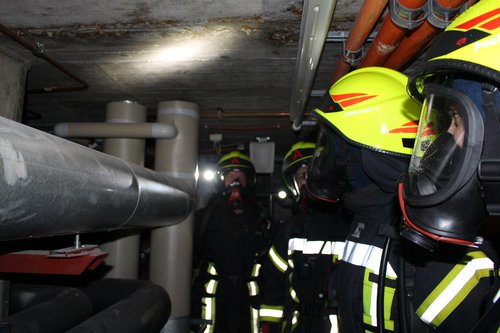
[399,83,485,249]
[223,169,248,210]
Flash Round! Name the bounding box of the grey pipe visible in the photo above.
[54,122,178,139]
[0,116,193,241]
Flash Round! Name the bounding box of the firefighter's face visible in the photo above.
[293,164,308,190]
[446,105,465,148]
[223,169,247,188]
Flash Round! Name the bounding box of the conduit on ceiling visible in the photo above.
[0,23,88,93]
[202,123,292,131]
[331,0,389,84]
[384,0,468,70]
[359,0,428,68]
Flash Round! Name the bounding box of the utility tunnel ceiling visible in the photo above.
[0,0,376,156]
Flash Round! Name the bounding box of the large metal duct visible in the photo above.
[0,116,193,241]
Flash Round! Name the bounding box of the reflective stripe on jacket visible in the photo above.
[416,251,495,328]
[341,240,397,331]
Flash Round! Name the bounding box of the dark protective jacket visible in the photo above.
[335,183,403,333]
[192,194,269,333]
[259,205,351,333]
[335,184,499,333]
[404,235,499,333]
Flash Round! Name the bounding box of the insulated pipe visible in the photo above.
[0,116,193,241]
[0,23,88,93]
[0,286,93,333]
[150,101,199,333]
[67,279,171,333]
[359,0,428,67]
[331,0,388,84]
[384,0,467,70]
[54,122,178,139]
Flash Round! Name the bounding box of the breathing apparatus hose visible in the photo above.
[376,216,403,333]
[377,234,391,333]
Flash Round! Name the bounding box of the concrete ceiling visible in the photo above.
[0,0,385,161]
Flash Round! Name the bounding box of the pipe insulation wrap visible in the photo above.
[68,279,171,333]
[1,286,94,333]
[0,116,193,241]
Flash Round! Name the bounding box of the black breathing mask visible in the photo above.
[226,181,244,210]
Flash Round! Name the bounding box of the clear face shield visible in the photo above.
[405,84,484,203]
[399,83,485,249]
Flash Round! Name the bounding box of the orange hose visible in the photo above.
[360,0,427,67]
[331,0,389,84]
[384,0,466,70]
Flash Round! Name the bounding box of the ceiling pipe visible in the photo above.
[0,116,193,241]
[384,0,468,70]
[0,23,88,93]
[54,122,178,139]
[201,111,291,119]
[289,0,338,131]
[359,0,428,67]
[331,0,389,84]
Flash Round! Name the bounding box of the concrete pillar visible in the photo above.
[0,50,28,319]
[149,101,199,333]
[0,51,29,122]
[100,100,147,279]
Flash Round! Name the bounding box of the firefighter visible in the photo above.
[259,141,351,333]
[398,0,500,331]
[192,151,268,333]
[307,66,422,332]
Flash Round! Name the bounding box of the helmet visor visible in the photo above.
[404,83,484,206]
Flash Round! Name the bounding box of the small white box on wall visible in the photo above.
[250,141,275,173]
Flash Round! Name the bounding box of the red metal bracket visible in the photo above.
[0,245,108,275]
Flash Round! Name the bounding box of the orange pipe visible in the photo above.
[360,0,427,67]
[384,0,467,70]
[331,0,389,84]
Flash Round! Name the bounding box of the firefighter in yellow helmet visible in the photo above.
[397,0,500,331]
[192,151,269,333]
[309,66,422,333]
[258,141,351,333]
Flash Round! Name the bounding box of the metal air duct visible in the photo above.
[0,116,193,241]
